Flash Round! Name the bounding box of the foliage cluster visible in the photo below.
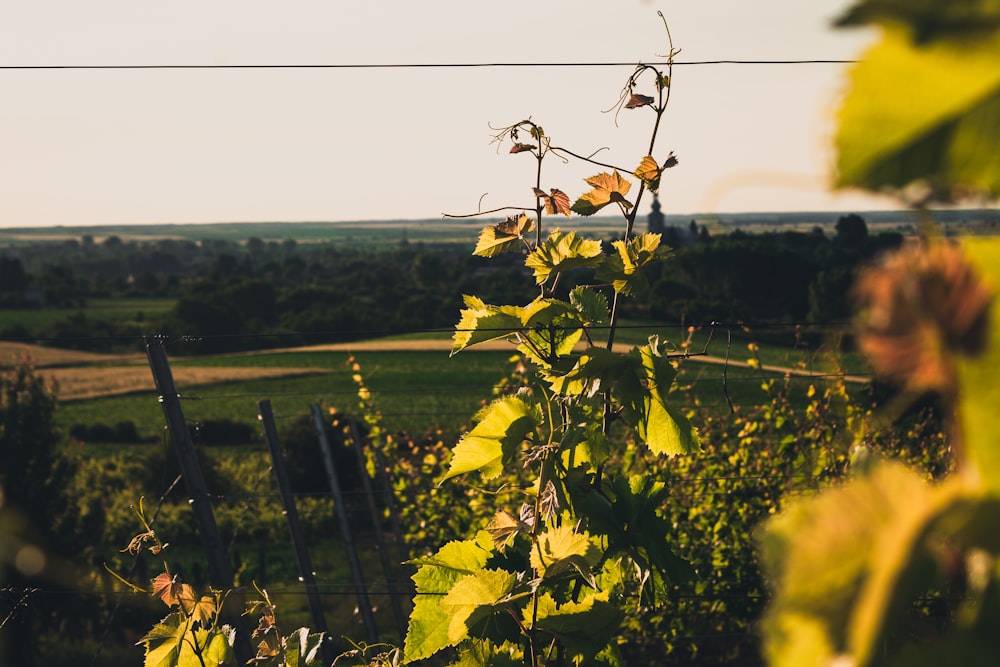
[3,218,909,356]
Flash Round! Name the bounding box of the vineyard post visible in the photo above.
[345,415,408,641]
[257,400,333,665]
[309,404,378,643]
[143,336,253,664]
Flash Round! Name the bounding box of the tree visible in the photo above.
[834,213,868,250]
[0,360,79,664]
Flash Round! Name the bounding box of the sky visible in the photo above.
[0,0,899,228]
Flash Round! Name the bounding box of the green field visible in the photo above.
[0,297,174,331]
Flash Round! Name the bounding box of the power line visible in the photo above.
[0,60,857,71]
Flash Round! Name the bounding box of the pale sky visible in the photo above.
[0,0,897,228]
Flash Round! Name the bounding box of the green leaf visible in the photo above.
[529,525,601,583]
[138,612,185,667]
[958,237,1000,490]
[531,590,624,664]
[596,234,672,295]
[199,627,236,667]
[516,298,585,366]
[441,396,538,482]
[569,287,610,325]
[284,627,326,667]
[452,295,524,355]
[405,535,495,663]
[836,0,1000,41]
[473,215,534,258]
[441,569,518,644]
[524,230,604,285]
[615,343,699,455]
[835,24,1000,200]
[759,463,989,667]
[448,639,524,666]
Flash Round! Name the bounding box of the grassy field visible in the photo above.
[0,296,174,331]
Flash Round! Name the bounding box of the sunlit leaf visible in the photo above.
[533,187,572,217]
[529,525,600,583]
[958,237,1000,490]
[441,397,537,482]
[190,594,217,626]
[615,342,699,455]
[531,590,623,665]
[452,295,525,355]
[405,534,494,662]
[624,93,654,109]
[524,230,603,285]
[138,612,185,667]
[486,510,526,551]
[284,627,326,667]
[570,172,634,217]
[441,569,518,644]
[835,24,1000,200]
[152,572,183,608]
[596,233,672,295]
[633,156,661,192]
[569,286,610,325]
[199,626,236,667]
[758,463,994,667]
[473,215,534,258]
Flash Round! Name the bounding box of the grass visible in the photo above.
[57,349,516,440]
[0,296,174,330]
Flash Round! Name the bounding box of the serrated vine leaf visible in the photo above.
[759,463,981,667]
[530,526,600,583]
[441,569,518,644]
[524,230,603,285]
[597,233,672,295]
[624,93,654,109]
[138,612,185,667]
[284,627,326,667]
[571,172,633,217]
[474,215,534,257]
[533,188,572,217]
[835,23,1000,200]
[615,343,699,455]
[569,287,609,325]
[531,591,623,664]
[633,155,662,192]
[405,535,494,663]
[441,397,537,482]
[452,295,524,355]
[198,627,236,667]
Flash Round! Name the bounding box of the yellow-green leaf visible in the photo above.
[441,397,537,482]
[524,230,604,285]
[835,24,1000,200]
[570,171,633,217]
[473,215,534,258]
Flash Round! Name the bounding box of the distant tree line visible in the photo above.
[0,215,902,352]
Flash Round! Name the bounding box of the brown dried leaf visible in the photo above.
[510,143,535,154]
[534,188,572,217]
[853,240,993,395]
[625,93,655,109]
